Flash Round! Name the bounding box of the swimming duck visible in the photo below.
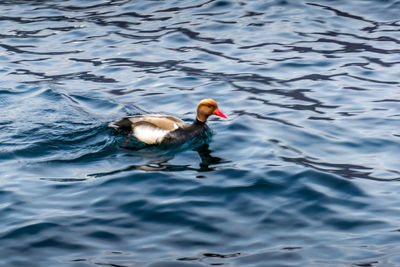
[109,99,228,145]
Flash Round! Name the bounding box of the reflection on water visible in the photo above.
[89,144,225,177]
[1,0,400,266]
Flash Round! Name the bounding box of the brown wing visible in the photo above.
[110,114,186,131]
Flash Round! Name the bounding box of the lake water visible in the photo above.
[1,0,400,266]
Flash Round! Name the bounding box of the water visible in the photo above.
[1,0,400,266]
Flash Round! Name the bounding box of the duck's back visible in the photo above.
[110,115,186,132]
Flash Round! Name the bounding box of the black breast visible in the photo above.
[163,119,208,145]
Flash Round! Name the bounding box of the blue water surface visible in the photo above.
[1,0,400,266]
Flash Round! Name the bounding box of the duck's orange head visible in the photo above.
[196,99,228,122]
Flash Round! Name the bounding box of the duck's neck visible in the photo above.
[196,113,209,123]
[194,118,206,125]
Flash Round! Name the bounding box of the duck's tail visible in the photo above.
[108,117,133,131]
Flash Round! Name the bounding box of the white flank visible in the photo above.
[133,125,169,144]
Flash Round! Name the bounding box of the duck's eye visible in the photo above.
[207,104,213,108]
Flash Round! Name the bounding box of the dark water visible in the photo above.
[1,0,400,266]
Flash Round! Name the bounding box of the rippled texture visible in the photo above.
[1,0,400,266]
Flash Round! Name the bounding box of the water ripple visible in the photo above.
[1,0,400,266]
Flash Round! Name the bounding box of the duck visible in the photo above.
[109,99,228,145]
